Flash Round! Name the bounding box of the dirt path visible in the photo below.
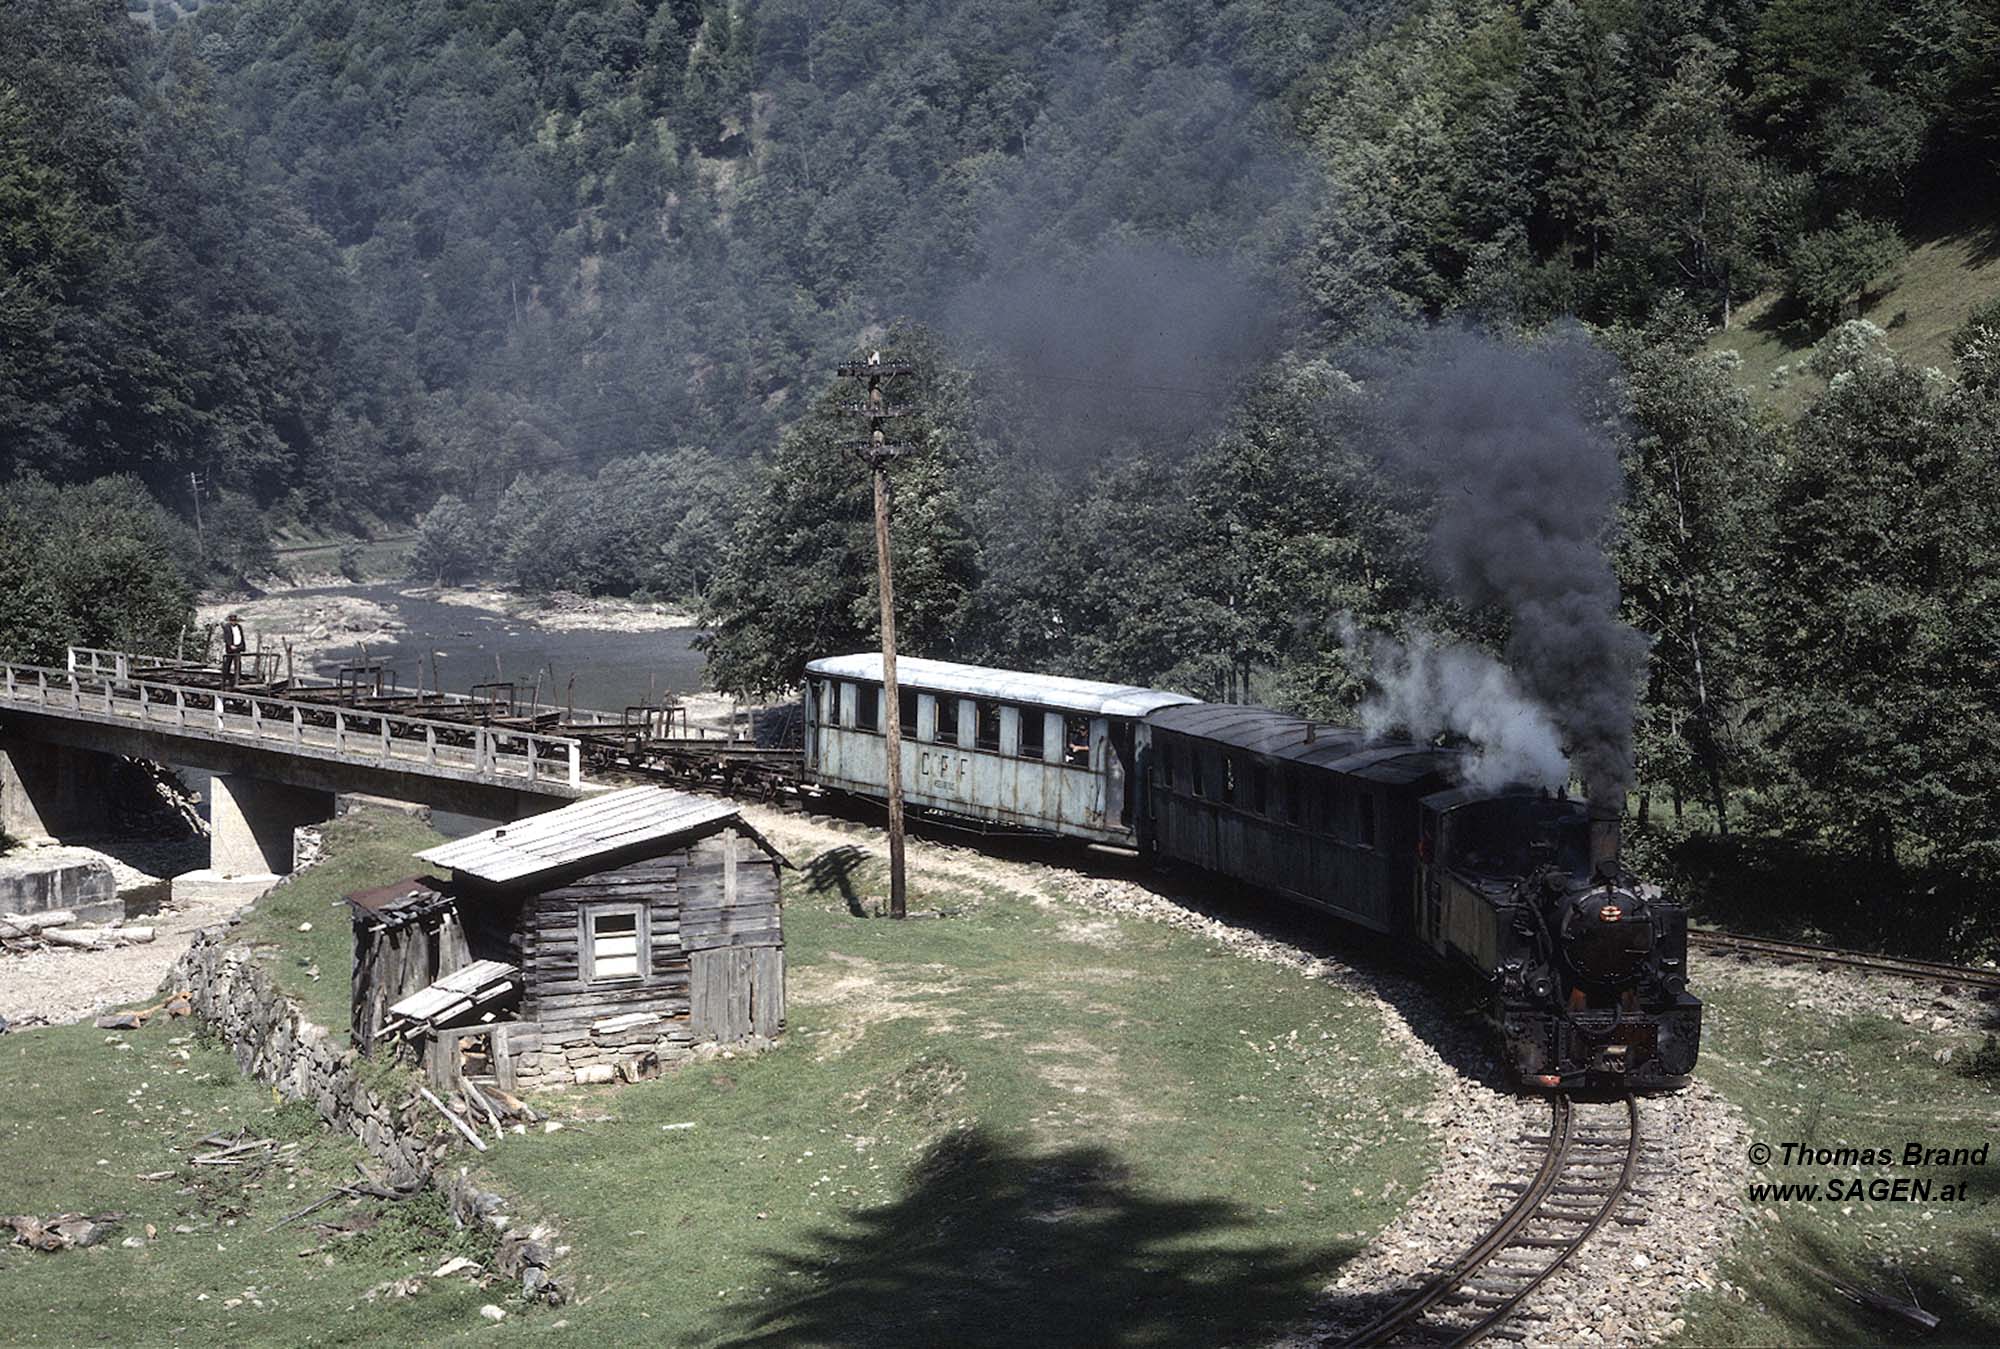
[0,883,252,1028]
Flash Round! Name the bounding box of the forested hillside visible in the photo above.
[10,0,1998,507]
[3,0,1997,917]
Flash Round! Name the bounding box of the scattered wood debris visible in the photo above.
[419,1086,488,1152]
[5,1213,121,1252]
[3,909,159,954]
[91,991,192,1031]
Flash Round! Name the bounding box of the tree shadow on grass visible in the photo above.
[1726,1224,2000,1348]
[721,1126,1354,1348]
[803,844,871,917]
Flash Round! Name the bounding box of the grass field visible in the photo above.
[1669,965,2000,1347]
[229,810,449,1043]
[473,822,1437,1346]
[266,521,414,585]
[0,1019,500,1346]
[1,811,1442,1346]
[1708,195,2000,415]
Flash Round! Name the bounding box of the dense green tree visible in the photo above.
[1754,322,2000,869]
[1610,46,1762,324]
[0,478,197,665]
[1517,0,1629,269]
[1610,314,1769,828]
[1783,211,1905,332]
[699,335,984,696]
[408,493,487,586]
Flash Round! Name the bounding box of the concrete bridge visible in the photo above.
[1,650,592,878]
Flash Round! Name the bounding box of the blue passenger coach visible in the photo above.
[802,654,1196,845]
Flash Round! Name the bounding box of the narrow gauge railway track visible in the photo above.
[1689,931,2000,995]
[1334,1096,1643,1348]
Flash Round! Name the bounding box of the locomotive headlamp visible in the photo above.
[1598,903,1624,923]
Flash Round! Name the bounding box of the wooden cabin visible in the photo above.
[348,786,787,1089]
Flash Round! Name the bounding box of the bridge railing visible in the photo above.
[3,661,583,789]
[66,647,173,683]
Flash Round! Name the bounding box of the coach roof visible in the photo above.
[807,654,1198,719]
[1147,703,1464,786]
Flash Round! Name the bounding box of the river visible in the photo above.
[288,583,708,713]
[180,584,713,836]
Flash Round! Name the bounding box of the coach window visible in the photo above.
[1190,749,1205,798]
[857,684,880,733]
[1322,785,1342,834]
[1358,793,1377,847]
[974,700,1002,752]
[1283,770,1302,826]
[1221,755,1236,805]
[1062,715,1091,766]
[1161,743,1177,790]
[935,695,960,745]
[900,686,918,736]
[1017,706,1045,760]
[1249,762,1270,816]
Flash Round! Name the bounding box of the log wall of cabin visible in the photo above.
[437,826,787,1075]
[516,851,692,1035]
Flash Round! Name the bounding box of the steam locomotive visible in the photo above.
[803,654,1701,1089]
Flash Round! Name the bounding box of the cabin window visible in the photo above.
[975,700,1002,752]
[1222,756,1237,805]
[1063,715,1091,766]
[1249,763,1270,816]
[584,906,644,982]
[936,696,960,745]
[1358,794,1378,847]
[1017,706,1045,760]
[856,684,880,732]
[898,686,918,734]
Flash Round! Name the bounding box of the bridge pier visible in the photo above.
[0,740,120,842]
[209,774,334,877]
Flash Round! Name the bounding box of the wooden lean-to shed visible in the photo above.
[352,786,788,1089]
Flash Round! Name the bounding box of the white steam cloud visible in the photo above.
[1341,619,1570,791]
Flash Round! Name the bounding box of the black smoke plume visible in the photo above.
[940,241,1292,467]
[1371,326,1647,802]
[925,52,1313,469]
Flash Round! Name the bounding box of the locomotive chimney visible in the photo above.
[1588,799,1621,880]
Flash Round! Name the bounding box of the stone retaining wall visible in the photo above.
[172,927,563,1300]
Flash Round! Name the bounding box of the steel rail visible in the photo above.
[1333,1094,1641,1349]
[1451,1095,1641,1347]
[1689,931,2000,993]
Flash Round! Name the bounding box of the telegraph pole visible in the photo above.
[837,351,917,918]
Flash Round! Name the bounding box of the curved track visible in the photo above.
[1689,931,2000,994]
[1333,1095,1642,1348]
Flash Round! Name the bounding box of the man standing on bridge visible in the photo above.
[221,612,247,687]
